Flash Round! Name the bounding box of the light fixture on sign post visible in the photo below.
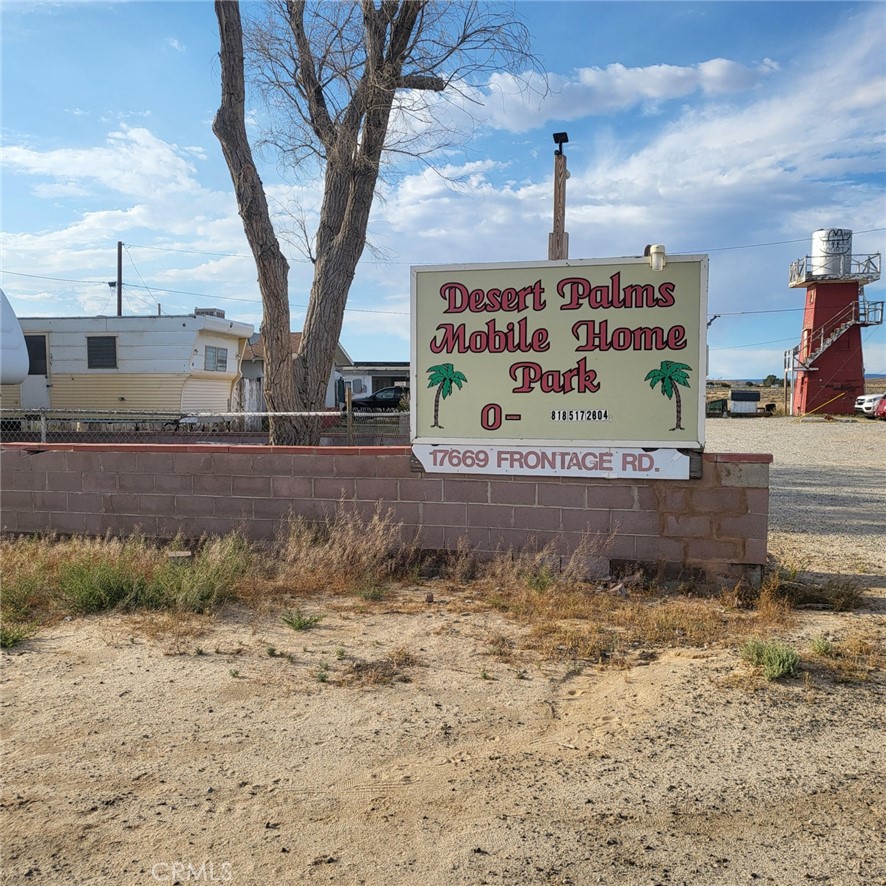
[548,132,570,261]
[645,244,667,272]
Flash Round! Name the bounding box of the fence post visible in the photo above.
[345,390,354,446]
[40,410,47,443]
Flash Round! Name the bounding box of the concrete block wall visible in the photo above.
[0,443,771,584]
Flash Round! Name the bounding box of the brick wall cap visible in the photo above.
[1,443,413,456]
[703,452,773,464]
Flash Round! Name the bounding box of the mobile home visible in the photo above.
[239,332,352,410]
[0,310,254,412]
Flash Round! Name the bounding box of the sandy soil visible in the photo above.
[3,586,884,886]
[2,418,885,886]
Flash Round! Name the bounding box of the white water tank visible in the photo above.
[810,228,852,277]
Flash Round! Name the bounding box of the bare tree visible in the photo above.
[214,0,298,444]
[214,0,535,444]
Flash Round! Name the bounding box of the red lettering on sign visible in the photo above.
[558,274,678,310]
[430,318,549,354]
[440,280,546,313]
[571,320,687,352]
[508,357,600,394]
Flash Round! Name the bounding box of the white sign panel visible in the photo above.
[411,256,708,450]
[412,444,691,480]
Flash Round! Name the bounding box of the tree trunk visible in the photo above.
[431,385,443,428]
[671,387,684,431]
[288,0,421,437]
[213,0,301,445]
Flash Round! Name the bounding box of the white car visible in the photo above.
[854,392,884,417]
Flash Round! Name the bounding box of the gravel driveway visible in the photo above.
[704,416,885,576]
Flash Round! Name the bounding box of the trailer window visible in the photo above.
[87,336,117,369]
[205,346,228,372]
[25,336,47,375]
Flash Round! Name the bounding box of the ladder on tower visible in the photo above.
[786,296,884,372]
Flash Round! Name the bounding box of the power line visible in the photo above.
[125,227,886,263]
[682,227,886,254]
[710,323,886,355]
[0,270,817,320]
[0,270,410,315]
[0,270,111,286]
[123,246,163,314]
[709,336,798,351]
[709,307,806,317]
[126,243,253,260]
[122,283,410,316]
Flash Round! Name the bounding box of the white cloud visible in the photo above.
[165,37,185,52]
[32,182,92,198]
[479,57,779,133]
[707,347,795,381]
[10,290,61,304]
[490,11,878,254]
[3,125,201,199]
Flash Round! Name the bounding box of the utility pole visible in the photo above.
[116,240,123,316]
[548,132,569,261]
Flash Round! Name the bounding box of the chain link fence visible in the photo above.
[0,409,410,446]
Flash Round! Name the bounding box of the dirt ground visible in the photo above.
[2,419,885,885]
[2,589,884,886]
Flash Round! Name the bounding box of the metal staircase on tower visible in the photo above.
[785,296,883,373]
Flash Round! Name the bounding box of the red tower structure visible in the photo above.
[785,229,882,416]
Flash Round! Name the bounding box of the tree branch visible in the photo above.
[286,0,336,148]
[397,74,445,90]
[213,0,295,424]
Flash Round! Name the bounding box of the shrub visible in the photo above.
[281,608,323,631]
[757,558,864,613]
[810,636,835,658]
[0,621,33,649]
[151,534,255,612]
[740,638,800,680]
[58,559,152,613]
[275,500,416,594]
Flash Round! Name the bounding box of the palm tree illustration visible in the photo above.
[427,364,467,429]
[644,361,692,431]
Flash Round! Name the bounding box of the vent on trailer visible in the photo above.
[194,308,226,319]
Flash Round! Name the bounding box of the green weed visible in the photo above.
[0,621,33,649]
[358,585,386,602]
[282,609,323,631]
[740,638,800,681]
[810,636,835,658]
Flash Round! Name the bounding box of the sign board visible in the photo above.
[412,444,691,480]
[411,257,707,457]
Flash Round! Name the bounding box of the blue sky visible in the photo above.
[2,0,884,380]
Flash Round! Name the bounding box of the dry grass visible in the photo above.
[805,632,885,683]
[0,532,256,649]
[0,518,877,683]
[476,530,613,595]
[267,499,418,597]
[729,557,866,618]
[345,646,419,686]
[125,611,215,655]
[486,632,516,661]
